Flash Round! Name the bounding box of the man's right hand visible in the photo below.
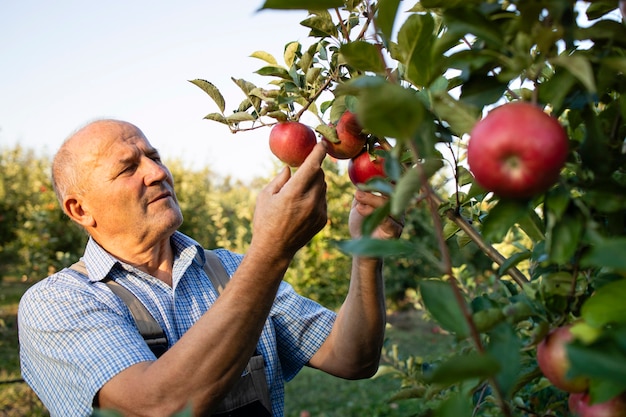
[251,141,328,259]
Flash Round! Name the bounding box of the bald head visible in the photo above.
[52,119,144,213]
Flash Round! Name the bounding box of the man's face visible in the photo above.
[76,121,183,248]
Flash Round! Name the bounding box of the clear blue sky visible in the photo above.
[0,1,313,181]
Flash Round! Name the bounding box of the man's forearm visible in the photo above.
[308,256,386,379]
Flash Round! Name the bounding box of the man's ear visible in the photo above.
[64,195,95,227]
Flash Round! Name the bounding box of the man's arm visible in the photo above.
[97,142,329,417]
[308,190,404,379]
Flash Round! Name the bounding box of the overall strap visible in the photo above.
[69,259,168,357]
[68,250,231,357]
[203,249,231,294]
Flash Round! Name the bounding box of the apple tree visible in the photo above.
[192,0,626,415]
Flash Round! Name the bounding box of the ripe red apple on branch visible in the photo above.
[569,391,626,417]
[348,146,386,186]
[467,101,569,199]
[323,110,368,160]
[536,325,589,393]
[269,121,317,167]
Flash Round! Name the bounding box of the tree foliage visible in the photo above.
[191,0,626,415]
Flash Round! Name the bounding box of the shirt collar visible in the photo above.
[81,231,205,283]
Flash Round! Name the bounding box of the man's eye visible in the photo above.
[120,164,137,175]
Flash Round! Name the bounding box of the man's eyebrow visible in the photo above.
[145,147,161,158]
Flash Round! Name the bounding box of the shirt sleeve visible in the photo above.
[270,281,337,381]
[18,273,156,417]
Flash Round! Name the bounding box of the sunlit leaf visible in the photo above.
[284,41,300,68]
[261,0,344,10]
[300,10,339,38]
[225,112,256,123]
[189,79,226,113]
[203,113,227,124]
[249,51,278,66]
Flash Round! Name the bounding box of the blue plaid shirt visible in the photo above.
[18,231,336,417]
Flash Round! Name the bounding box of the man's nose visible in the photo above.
[143,157,168,185]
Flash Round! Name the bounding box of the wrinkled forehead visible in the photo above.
[74,120,151,161]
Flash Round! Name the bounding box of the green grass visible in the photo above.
[284,310,452,417]
[1,278,450,417]
[0,277,48,416]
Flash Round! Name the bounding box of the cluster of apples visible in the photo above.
[268,111,386,186]
[537,325,626,416]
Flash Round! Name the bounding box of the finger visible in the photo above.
[291,142,327,184]
[354,189,388,208]
[265,166,291,195]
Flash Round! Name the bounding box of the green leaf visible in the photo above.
[300,11,338,38]
[430,91,480,137]
[420,279,470,337]
[362,200,391,236]
[391,168,421,217]
[334,237,418,258]
[427,351,500,385]
[581,238,626,272]
[352,80,426,141]
[487,323,521,399]
[255,65,292,80]
[581,279,626,327]
[568,334,626,393]
[202,113,227,124]
[339,41,387,74]
[498,251,531,277]
[225,112,256,123]
[396,13,436,87]
[391,160,443,217]
[460,74,509,107]
[550,54,597,93]
[189,79,226,113]
[517,209,545,241]
[261,0,344,10]
[434,391,473,417]
[442,6,505,48]
[377,0,402,43]
[547,208,584,265]
[481,199,529,243]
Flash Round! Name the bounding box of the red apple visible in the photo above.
[537,325,589,393]
[348,146,386,186]
[323,111,367,160]
[269,121,317,167]
[569,392,626,417]
[467,101,568,199]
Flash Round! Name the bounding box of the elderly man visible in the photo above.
[18,119,403,417]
